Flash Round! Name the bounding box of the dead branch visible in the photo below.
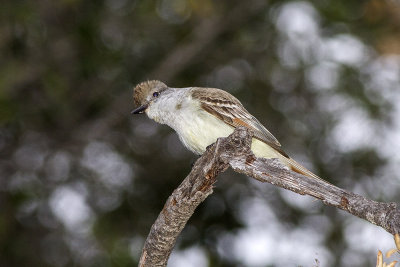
[139,127,400,267]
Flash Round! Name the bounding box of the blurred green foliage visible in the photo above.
[1,0,400,266]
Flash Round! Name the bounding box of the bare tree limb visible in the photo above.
[139,127,400,267]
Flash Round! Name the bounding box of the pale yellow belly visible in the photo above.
[177,111,234,154]
[173,110,320,180]
[251,139,284,159]
[176,111,285,162]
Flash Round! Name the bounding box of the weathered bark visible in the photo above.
[139,127,400,267]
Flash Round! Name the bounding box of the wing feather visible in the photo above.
[192,87,289,158]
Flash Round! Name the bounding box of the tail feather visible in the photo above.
[283,157,325,182]
[250,138,328,183]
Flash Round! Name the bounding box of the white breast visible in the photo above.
[145,88,286,162]
[146,88,234,154]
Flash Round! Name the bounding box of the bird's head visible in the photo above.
[131,80,168,114]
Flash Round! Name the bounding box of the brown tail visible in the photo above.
[283,157,326,182]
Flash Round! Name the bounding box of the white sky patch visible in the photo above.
[319,55,400,161]
[237,196,278,227]
[275,1,319,39]
[317,92,354,114]
[50,185,94,234]
[274,1,321,67]
[363,55,400,95]
[276,42,303,68]
[230,196,331,266]
[306,61,339,90]
[256,2,399,265]
[378,162,400,199]
[168,246,208,267]
[330,105,377,153]
[361,55,400,165]
[344,217,396,254]
[363,56,400,107]
[380,101,400,161]
[82,141,133,190]
[322,34,369,67]
[233,228,275,266]
[274,3,369,70]
[231,226,330,267]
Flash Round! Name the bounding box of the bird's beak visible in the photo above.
[131,103,149,114]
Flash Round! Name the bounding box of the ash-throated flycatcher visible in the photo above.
[132,80,321,180]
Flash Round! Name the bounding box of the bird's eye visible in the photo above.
[153,92,159,97]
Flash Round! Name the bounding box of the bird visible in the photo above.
[132,80,322,180]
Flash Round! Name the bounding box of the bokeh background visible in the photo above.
[1,0,400,266]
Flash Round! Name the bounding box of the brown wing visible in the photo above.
[192,87,289,158]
